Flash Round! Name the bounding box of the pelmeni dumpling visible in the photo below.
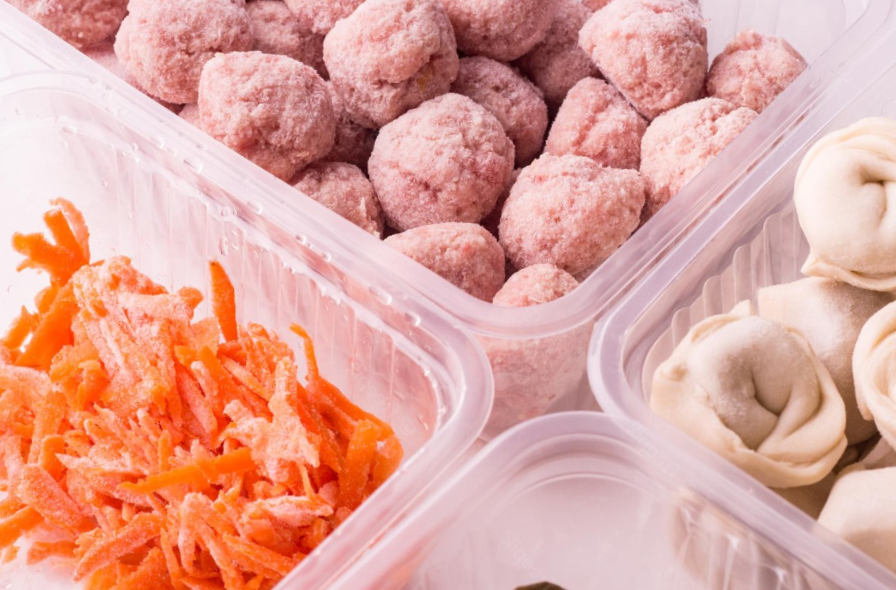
[795,117,896,291]
[852,300,896,451]
[818,465,896,574]
[758,278,890,444]
[651,301,847,488]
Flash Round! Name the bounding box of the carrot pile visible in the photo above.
[0,199,403,590]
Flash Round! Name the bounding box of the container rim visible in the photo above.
[1,0,892,340]
[0,52,496,590]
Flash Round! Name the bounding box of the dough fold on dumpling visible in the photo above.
[651,301,847,488]
[852,300,896,451]
[818,464,896,574]
[795,117,896,291]
[757,278,889,444]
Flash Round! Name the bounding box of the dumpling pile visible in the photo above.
[652,117,896,575]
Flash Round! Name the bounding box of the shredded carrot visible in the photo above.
[0,201,404,589]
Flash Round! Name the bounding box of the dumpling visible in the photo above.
[818,465,896,574]
[651,301,847,488]
[795,117,896,291]
[853,300,896,451]
[757,278,889,444]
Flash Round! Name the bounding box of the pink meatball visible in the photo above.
[385,223,505,301]
[442,0,559,62]
[499,154,645,279]
[579,0,707,120]
[451,57,548,167]
[10,0,127,49]
[493,264,578,306]
[707,29,808,114]
[640,97,756,221]
[369,93,515,231]
[322,83,377,171]
[114,0,253,104]
[515,0,599,111]
[198,51,335,181]
[323,0,459,129]
[84,42,181,111]
[545,77,647,169]
[246,0,327,78]
[582,0,613,9]
[293,162,384,237]
[179,103,200,126]
[283,0,363,35]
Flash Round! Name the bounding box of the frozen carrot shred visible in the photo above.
[2,544,18,563]
[0,202,404,589]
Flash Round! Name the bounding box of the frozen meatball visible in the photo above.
[369,93,515,231]
[323,0,459,129]
[179,103,201,126]
[114,0,253,104]
[515,0,599,111]
[443,0,559,61]
[293,162,384,237]
[499,154,645,279]
[385,223,505,301]
[198,51,335,181]
[579,0,707,120]
[11,0,127,49]
[246,0,327,78]
[84,42,180,111]
[493,264,579,306]
[451,57,548,167]
[283,0,364,35]
[582,0,613,9]
[707,29,808,114]
[640,97,756,221]
[323,83,377,170]
[545,77,647,169]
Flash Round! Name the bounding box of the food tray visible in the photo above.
[1,0,892,437]
[592,24,896,588]
[325,412,868,590]
[0,53,493,590]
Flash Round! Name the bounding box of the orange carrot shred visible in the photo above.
[339,420,380,510]
[27,540,78,564]
[120,448,255,495]
[209,262,238,342]
[0,506,42,549]
[2,544,18,563]
[75,513,163,581]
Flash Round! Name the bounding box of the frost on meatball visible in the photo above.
[84,42,181,111]
[369,93,515,231]
[385,223,505,301]
[198,51,335,181]
[293,162,384,237]
[515,0,599,110]
[707,29,808,114]
[283,0,364,35]
[114,0,253,104]
[579,0,707,120]
[493,264,579,306]
[322,83,377,171]
[451,57,548,167]
[545,77,647,169]
[499,154,645,279]
[247,0,327,78]
[442,0,559,62]
[640,97,756,222]
[323,0,459,129]
[11,0,128,49]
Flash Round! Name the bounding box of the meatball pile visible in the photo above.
[12,0,810,423]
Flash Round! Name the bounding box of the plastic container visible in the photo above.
[1,0,891,438]
[0,31,494,590]
[324,412,883,590]
[591,29,896,588]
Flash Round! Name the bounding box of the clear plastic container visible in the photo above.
[324,412,884,590]
[1,0,891,438]
[0,39,494,590]
[591,27,896,588]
